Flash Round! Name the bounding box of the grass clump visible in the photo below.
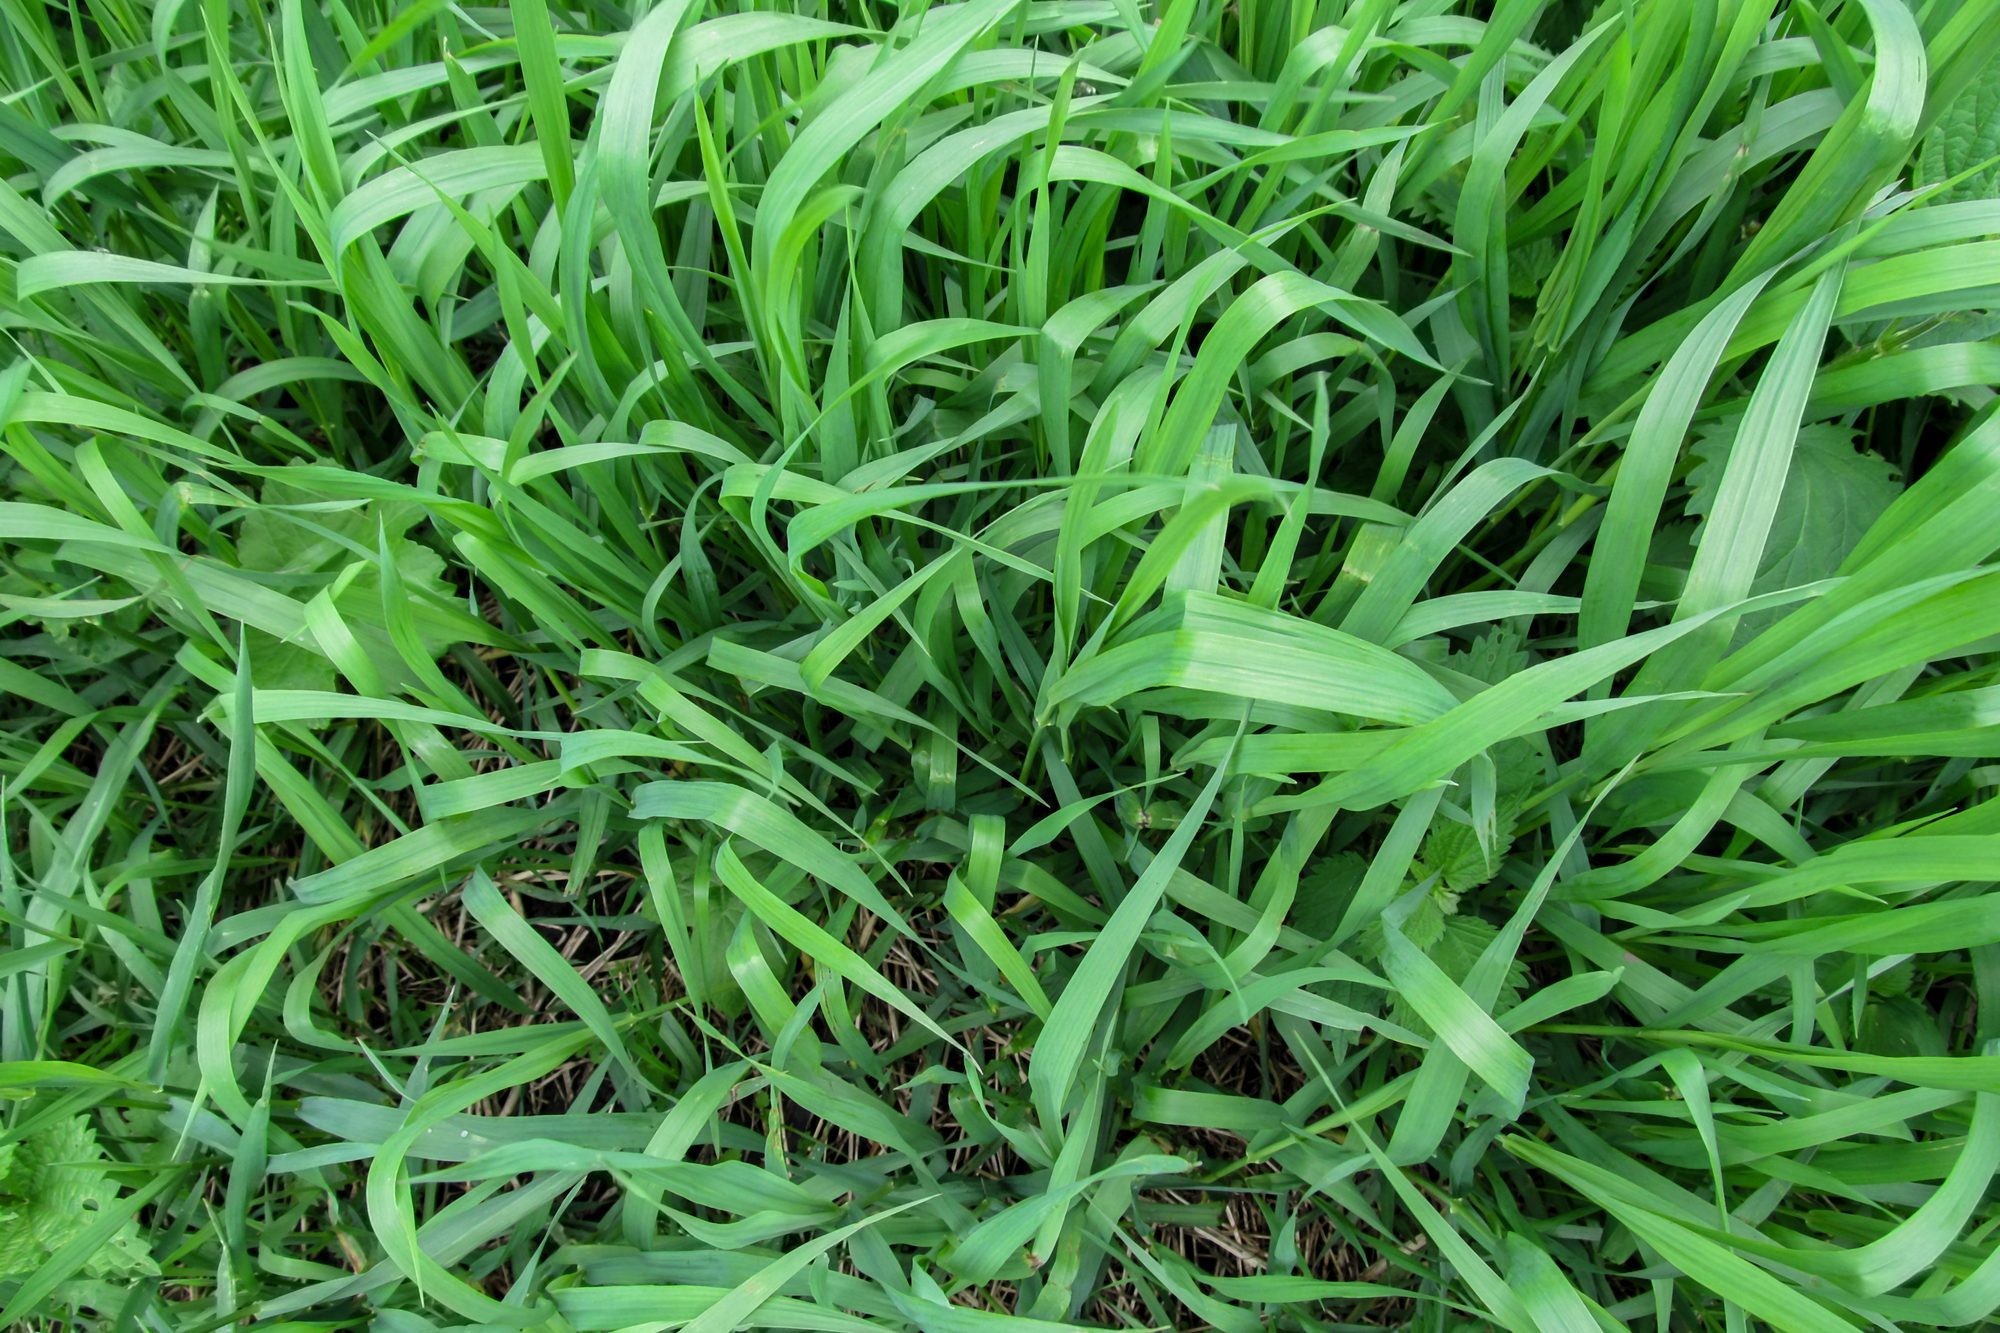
[6,0,2000,1328]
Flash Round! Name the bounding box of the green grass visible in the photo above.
[3,0,2000,1327]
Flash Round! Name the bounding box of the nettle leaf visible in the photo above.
[248,633,336,691]
[1686,423,1899,634]
[1290,850,1366,941]
[1448,625,1532,685]
[1416,736,1538,894]
[1869,959,1917,998]
[1908,311,2000,349]
[1374,914,1527,1038]
[236,506,366,574]
[1427,915,1523,996]
[1355,884,1453,966]
[1508,236,1559,299]
[0,1116,156,1280]
[236,474,455,689]
[235,475,425,575]
[1860,996,1950,1059]
[1640,520,1699,601]
[343,538,457,653]
[1919,57,2000,202]
[1422,804,1519,893]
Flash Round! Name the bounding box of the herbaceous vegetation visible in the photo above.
[3,0,2000,1327]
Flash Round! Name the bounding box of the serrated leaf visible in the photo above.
[248,631,337,692]
[1869,959,1917,997]
[235,475,423,574]
[1686,423,1900,636]
[1508,237,1559,298]
[1291,851,1366,941]
[0,1117,156,1280]
[1860,995,1950,1059]
[1422,808,1518,893]
[339,537,456,653]
[1447,625,1532,685]
[1355,886,1451,965]
[1920,57,2000,202]
[1390,915,1529,1039]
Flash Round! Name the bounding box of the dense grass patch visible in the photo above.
[5,0,2000,1327]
